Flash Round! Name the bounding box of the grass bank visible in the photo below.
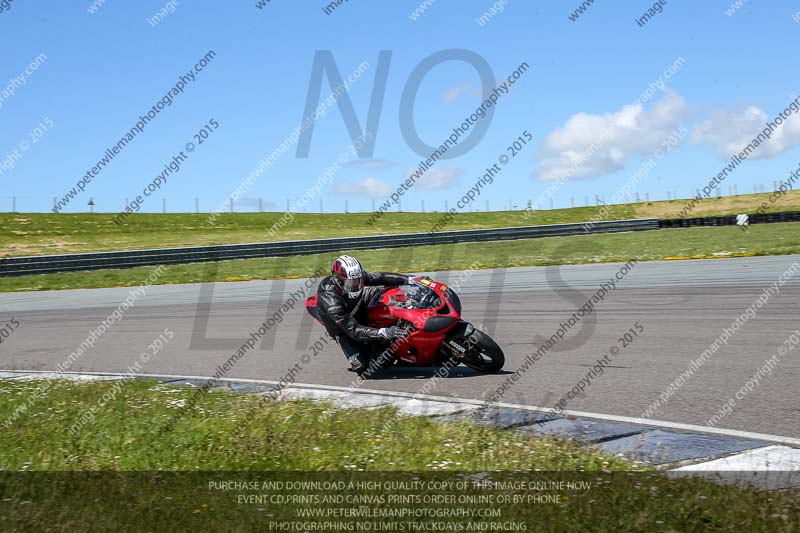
[2,190,799,257]
[2,222,799,292]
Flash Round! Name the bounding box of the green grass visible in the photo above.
[3,190,799,257]
[0,379,629,471]
[3,222,799,293]
[0,379,797,531]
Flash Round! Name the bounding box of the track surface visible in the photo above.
[2,255,798,438]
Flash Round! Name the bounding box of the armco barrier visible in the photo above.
[2,211,797,277]
[660,210,800,228]
[0,218,658,277]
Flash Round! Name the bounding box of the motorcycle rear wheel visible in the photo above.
[460,329,505,372]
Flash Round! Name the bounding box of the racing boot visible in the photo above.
[346,354,368,375]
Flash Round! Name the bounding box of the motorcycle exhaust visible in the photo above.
[445,320,476,357]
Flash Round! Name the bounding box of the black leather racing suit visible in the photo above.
[316,272,408,368]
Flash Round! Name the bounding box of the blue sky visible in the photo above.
[1,0,799,214]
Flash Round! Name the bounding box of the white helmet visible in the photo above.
[331,255,365,299]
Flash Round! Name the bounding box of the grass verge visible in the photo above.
[3,190,799,257]
[0,379,797,530]
[0,379,629,471]
[2,222,799,293]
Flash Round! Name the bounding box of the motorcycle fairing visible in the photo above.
[366,278,460,365]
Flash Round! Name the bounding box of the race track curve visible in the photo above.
[1,255,798,438]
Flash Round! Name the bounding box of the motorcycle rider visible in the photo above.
[316,255,410,375]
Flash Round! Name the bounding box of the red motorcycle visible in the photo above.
[305,277,504,373]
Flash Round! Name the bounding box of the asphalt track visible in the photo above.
[1,255,798,439]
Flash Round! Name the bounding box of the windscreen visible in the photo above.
[392,284,442,310]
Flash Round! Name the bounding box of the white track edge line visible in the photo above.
[5,369,799,447]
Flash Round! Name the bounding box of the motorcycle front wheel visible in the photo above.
[460,329,505,372]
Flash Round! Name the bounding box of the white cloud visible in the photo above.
[414,165,463,190]
[534,91,687,180]
[441,83,480,105]
[334,177,392,198]
[344,159,394,170]
[234,198,276,208]
[692,102,800,159]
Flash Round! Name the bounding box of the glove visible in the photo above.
[378,326,409,340]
